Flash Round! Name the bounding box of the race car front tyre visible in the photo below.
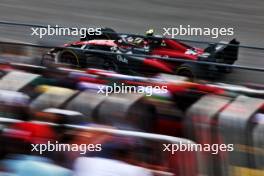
[59,50,79,66]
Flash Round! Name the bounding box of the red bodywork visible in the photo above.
[151,39,203,60]
[65,40,118,47]
[64,38,205,74]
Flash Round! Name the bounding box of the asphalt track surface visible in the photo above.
[0,0,263,84]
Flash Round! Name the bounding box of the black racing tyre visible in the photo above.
[57,50,80,67]
[175,63,196,79]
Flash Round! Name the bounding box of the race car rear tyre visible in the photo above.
[175,64,195,79]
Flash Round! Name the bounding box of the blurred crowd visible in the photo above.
[0,63,263,176]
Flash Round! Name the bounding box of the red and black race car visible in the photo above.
[42,28,240,79]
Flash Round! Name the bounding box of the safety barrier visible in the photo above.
[218,96,264,176]
[0,66,263,175]
[185,95,232,176]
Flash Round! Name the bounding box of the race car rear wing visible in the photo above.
[201,38,240,65]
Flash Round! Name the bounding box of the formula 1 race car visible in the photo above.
[42,28,240,79]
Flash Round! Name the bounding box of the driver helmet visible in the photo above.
[146,29,155,36]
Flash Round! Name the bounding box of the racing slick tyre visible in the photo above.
[56,49,86,67]
[175,63,196,79]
